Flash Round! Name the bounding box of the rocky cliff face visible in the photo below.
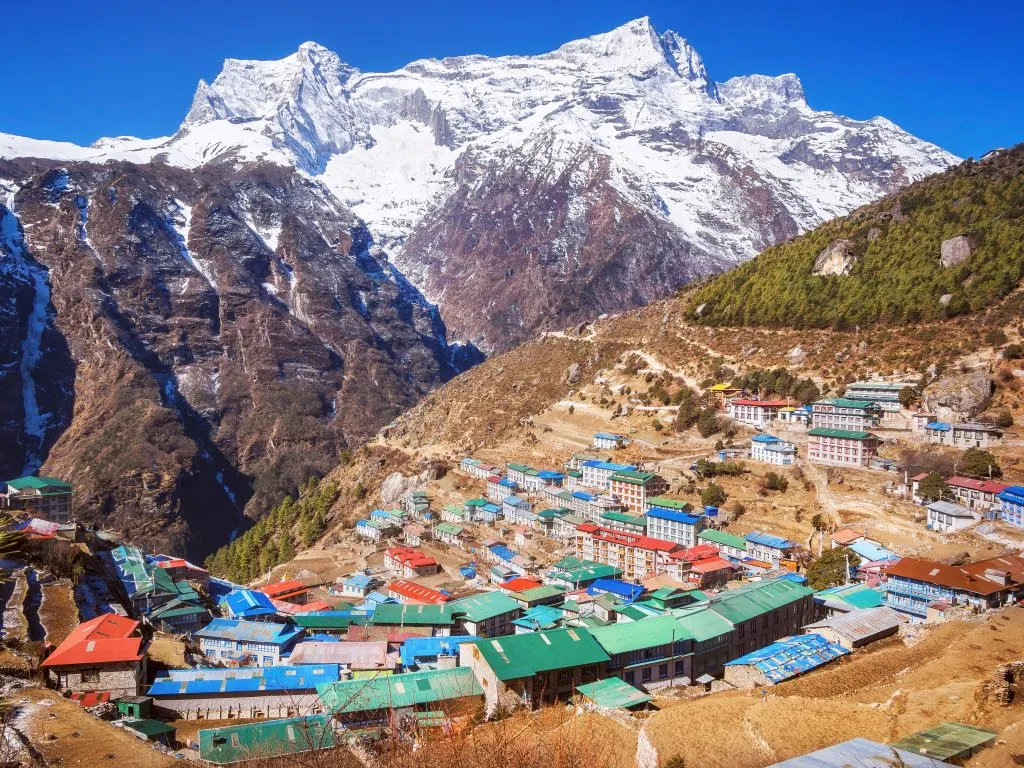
[0,158,475,557]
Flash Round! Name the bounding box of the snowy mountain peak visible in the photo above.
[719,73,807,111]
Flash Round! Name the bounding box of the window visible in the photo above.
[675,660,684,676]
[659,664,668,679]
[641,667,652,682]
[81,669,100,683]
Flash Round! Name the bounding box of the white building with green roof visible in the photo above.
[3,475,73,522]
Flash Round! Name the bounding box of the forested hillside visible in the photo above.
[687,145,1024,328]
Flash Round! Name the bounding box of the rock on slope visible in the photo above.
[0,158,473,557]
[1,18,956,352]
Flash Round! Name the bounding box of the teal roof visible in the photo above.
[816,398,880,410]
[590,615,691,655]
[672,606,735,642]
[808,427,876,440]
[469,628,610,682]
[5,475,72,491]
[317,667,482,714]
[698,529,748,550]
[576,676,652,709]
[448,592,521,622]
[198,715,337,765]
[371,603,455,626]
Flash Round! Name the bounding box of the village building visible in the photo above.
[803,606,902,649]
[459,458,498,480]
[195,619,304,666]
[484,541,532,576]
[399,634,479,671]
[925,421,952,443]
[593,432,627,450]
[447,592,522,637]
[502,495,535,526]
[811,398,882,430]
[486,475,518,502]
[997,485,1024,528]
[440,503,471,525]
[336,574,380,601]
[924,476,1010,511]
[149,664,340,720]
[807,427,880,467]
[288,641,394,678]
[355,518,392,543]
[726,399,792,428]
[551,511,586,542]
[911,411,936,432]
[259,579,312,605]
[589,616,692,691]
[461,627,610,712]
[544,556,623,590]
[888,723,998,765]
[882,554,1024,621]
[599,510,647,535]
[153,557,210,588]
[684,555,736,588]
[370,603,456,635]
[709,383,743,408]
[1,475,73,523]
[645,505,705,548]
[574,524,683,581]
[403,489,431,518]
[698,529,748,561]
[403,522,427,546]
[292,612,369,637]
[41,614,146,697]
[384,547,441,578]
[956,422,1004,447]
[197,715,340,765]
[580,460,637,491]
[387,579,449,605]
[843,380,916,413]
[765,738,960,768]
[434,522,466,547]
[609,469,669,512]
[749,434,797,466]
[220,588,278,621]
[506,463,546,492]
[744,532,798,568]
[829,527,879,549]
[777,405,812,426]
[317,667,483,724]
[723,633,849,687]
[926,500,979,533]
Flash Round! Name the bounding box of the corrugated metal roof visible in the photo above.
[576,676,652,709]
[149,665,340,697]
[317,667,482,713]
[449,591,522,621]
[590,616,692,655]
[399,635,479,668]
[198,715,338,765]
[288,641,390,669]
[765,738,956,767]
[194,618,302,646]
[804,606,902,642]
[724,634,849,683]
[469,627,610,681]
[888,722,997,761]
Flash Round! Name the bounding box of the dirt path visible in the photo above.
[39,578,77,645]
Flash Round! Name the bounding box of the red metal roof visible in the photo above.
[677,544,720,562]
[945,476,1009,494]
[576,524,680,552]
[70,691,112,707]
[883,554,1024,596]
[909,472,929,482]
[386,546,439,569]
[689,557,734,574]
[258,579,309,599]
[500,577,543,593]
[388,579,449,604]
[42,614,143,667]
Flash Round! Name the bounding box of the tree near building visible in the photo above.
[700,483,727,507]
[805,547,862,590]
[917,472,951,502]
[959,447,1003,479]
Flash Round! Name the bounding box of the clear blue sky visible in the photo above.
[3,0,1020,158]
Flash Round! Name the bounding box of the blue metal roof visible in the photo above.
[502,495,527,506]
[847,540,899,562]
[594,432,624,440]
[399,635,479,668]
[497,478,517,487]
[745,531,797,549]
[646,506,701,524]
[724,634,849,683]
[482,503,501,513]
[587,579,645,602]
[208,577,243,600]
[489,544,518,562]
[343,574,374,589]
[926,422,951,431]
[572,491,595,501]
[512,605,565,631]
[581,460,636,472]
[998,486,1024,503]
[752,434,782,443]
[148,665,340,697]
[537,471,564,480]
[195,618,303,646]
[220,589,277,619]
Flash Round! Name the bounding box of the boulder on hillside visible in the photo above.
[812,239,857,276]
[940,234,973,267]
[923,369,992,422]
[379,471,431,505]
[867,227,883,242]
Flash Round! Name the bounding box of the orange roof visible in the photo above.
[672,543,719,562]
[258,579,309,599]
[42,614,143,667]
[386,547,439,569]
[830,528,868,546]
[689,557,734,574]
[388,579,449,604]
[501,577,542,593]
[884,554,1024,596]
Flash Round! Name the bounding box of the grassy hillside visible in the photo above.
[687,145,1024,328]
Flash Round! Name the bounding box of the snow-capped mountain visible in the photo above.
[1,17,956,350]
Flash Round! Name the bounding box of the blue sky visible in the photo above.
[3,0,1020,158]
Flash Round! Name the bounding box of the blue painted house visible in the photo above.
[997,485,1024,528]
[195,619,304,666]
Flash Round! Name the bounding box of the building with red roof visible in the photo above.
[574,524,682,581]
[257,579,312,605]
[384,547,441,578]
[153,557,209,588]
[910,473,1009,510]
[686,557,736,588]
[41,614,146,697]
[386,579,449,605]
[498,577,543,594]
[882,554,1024,620]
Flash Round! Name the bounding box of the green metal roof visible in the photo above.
[601,511,647,526]
[609,470,657,485]
[5,475,72,491]
[317,667,482,714]
[469,628,610,682]
[698,529,748,550]
[808,427,876,440]
[512,585,566,604]
[371,603,455,626]
[815,398,881,410]
[434,522,464,536]
[448,592,521,622]
[708,579,814,625]
[464,498,489,507]
[198,715,337,765]
[672,606,735,642]
[646,496,691,511]
[506,463,539,476]
[576,676,652,709]
[293,613,367,630]
[123,719,176,739]
[590,615,692,655]
[547,563,623,585]
[888,723,997,761]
